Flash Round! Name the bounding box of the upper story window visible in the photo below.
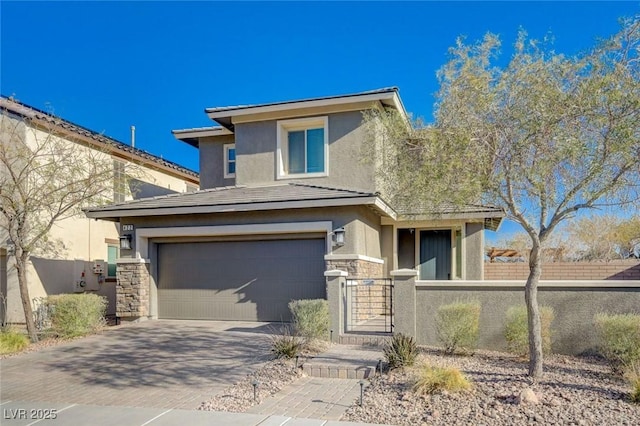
[224,143,236,178]
[277,116,328,179]
[113,160,127,203]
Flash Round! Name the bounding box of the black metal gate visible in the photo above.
[345,278,393,333]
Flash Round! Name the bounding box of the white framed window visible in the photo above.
[277,116,329,179]
[224,144,236,178]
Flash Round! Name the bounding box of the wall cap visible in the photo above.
[324,254,385,264]
[391,269,419,277]
[324,270,349,277]
[116,258,150,264]
[416,279,640,288]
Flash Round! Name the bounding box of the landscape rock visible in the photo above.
[517,388,540,405]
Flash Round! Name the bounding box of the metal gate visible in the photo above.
[345,278,393,333]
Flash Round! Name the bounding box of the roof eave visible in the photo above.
[171,126,234,148]
[85,195,397,221]
[205,89,407,126]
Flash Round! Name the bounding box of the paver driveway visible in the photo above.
[0,320,274,410]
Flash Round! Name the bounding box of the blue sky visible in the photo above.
[1,1,638,242]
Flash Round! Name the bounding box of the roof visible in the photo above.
[1,95,199,181]
[205,87,400,114]
[171,125,233,148]
[84,183,397,220]
[201,87,407,131]
[397,203,506,230]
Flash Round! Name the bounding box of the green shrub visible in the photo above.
[289,299,329,340]
[47,293,106,338]
[413,363,471,395]
[504,305,555,357]
[270,327,303,359]
[384,333,418,369]
[595,313,640,373]
[435,301,481,355]
[0,329,30,354]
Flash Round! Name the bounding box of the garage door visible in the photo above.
[157,238,326,321]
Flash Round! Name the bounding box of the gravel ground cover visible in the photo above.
[343,348,639,426]
[198,357,305,412]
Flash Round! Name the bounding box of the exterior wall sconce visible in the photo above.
[119,234,132,250]
[333,227,345,247]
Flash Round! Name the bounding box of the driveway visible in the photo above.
[0,320,274,410]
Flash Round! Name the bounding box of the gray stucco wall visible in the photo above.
[124,205,381,258]
[198,135,236,189]
[232,111,375,192]
[414,283,640,355]
[465,223,484,280]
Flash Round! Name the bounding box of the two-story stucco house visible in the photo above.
[85,88,504,323]
[0,96,199,323]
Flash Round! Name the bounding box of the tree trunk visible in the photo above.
[16,253,38,343]
[525,242,543,379]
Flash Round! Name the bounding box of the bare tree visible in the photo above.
[364,16,640,378]
[0,100,117,342]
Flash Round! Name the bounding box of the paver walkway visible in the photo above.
[246,377,363,420]
[303,345,383,378]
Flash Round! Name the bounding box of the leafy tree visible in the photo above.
[364,17,640,378]
[567,214,640,260]
[0,101,119,342]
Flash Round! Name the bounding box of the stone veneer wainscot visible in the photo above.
[115,259,150,318]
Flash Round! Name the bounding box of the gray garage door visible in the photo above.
[157,238,326,321]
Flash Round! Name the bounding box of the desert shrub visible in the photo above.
[0,329,30,354]
[47,293,107,338]
[270,326,304,359]
[504,305,555,357]
[384,333,418,369]
[289,299,329,340]
[413,362,471,395]
[626,367,640,404]
[594,313,640,373]
[435,301,481,355]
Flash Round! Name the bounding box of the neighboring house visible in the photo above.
[0,96,199,323]
[85,87,505,323]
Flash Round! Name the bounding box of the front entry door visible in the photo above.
[419,230,452,280]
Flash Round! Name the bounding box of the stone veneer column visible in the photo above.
[325,258,384,278]
[116,258,151,320]
[325,269,348,343]
[391,269,418,338]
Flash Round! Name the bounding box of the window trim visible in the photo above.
[276,116,329,179]
[223,143,236,179]
[107,244,119,278]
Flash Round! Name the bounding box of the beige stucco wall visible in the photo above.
[224,111,375,192]
[1,113,198,323]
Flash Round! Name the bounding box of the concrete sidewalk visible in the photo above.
[0,401,386,426]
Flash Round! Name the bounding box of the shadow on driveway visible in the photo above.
[1,320,276,409]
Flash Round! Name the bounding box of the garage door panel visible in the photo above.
[157,239,326,321]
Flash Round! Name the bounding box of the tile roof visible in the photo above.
[85,183,376,214]
[0,96,198,179]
